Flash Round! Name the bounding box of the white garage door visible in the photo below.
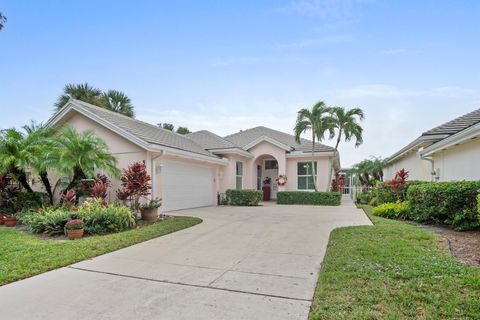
[161,160,215,212]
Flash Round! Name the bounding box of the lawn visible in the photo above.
[0,216,201,286]
[310,205,480,320]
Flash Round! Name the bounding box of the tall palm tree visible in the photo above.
[100,90,135,117]
[23,121,56,204]
[54,83,102,110]
[50,126,120,193]
[0,129,33,192]
[294,101,332,192]
[0,12,6,31]
[326,106,365,190]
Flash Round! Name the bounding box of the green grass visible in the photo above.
[310,205,480,320]
[0,216,201,286]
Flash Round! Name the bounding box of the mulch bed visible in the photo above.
[411,223,480,268]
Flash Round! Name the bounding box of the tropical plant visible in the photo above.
[0,12,7,31]
[294,101,333,192]
[22,121,56,204]
[140,198,162,211]
[0,128,34,192]
[116,162,152,213]
[91,181,108,203]
[100,90,135,117]
[54,83,102,110]
[350,157,387,190]
[50,126,119,193]
[326,106,365,189]
[388,168,409,190]
[65,219,84,230]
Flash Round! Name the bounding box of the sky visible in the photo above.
[1,0,480,167]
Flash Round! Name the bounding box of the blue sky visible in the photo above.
[1,0,480,167]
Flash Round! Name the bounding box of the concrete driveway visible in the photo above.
[0,200,371,320]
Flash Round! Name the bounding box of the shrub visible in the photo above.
[21,207,77,235]
[356,193,372,204]
[77,199,136,234]
[18,191,46,210]
[407,181,480,230]
[372,202,408,219]
[374,180,425,205]
[277,191,341,206]
[116,162,152,212]
[225,189,262,206]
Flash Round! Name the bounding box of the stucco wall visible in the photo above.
[60,112,148,202]
[432,138,480,181]
[384,152,431,182]
[286,156,331,192]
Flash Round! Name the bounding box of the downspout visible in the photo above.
[151,151,165,200]
[420,154,435,182]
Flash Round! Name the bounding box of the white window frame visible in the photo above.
[297,161,317,191]
[236,161,243,190]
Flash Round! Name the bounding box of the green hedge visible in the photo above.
[407,181,480,230]
[372,202,408,219]
[225,189,262,206]
[374,180,425,205]
[277,191,341,206]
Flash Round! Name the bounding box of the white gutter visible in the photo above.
[286,151,335,158]
[209,148,254,158]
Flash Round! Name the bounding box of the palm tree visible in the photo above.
[326,106,365,190]
[50,127,120,194]
[100,90,135,117]
[294,101,332,192]
[0,12,6,31]
[54,83,102,110]
[0,129,33,192]
[22,122,56,204]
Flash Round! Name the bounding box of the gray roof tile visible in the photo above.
[71,100,219,158]
[422,108,480,137]
[187,130,237,150]
[224,126,334,153]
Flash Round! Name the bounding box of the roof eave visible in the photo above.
[386,134,447,164]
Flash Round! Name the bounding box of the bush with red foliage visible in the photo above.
[116,162,152,212]
[91,181,108,204]
[331,172,346,192]
[388,168,409,190]
[62,189,76,210]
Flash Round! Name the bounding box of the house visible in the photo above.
[46,99,339,211]
[384,107,480,182]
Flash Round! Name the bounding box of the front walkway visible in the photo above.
[0,201,371,320]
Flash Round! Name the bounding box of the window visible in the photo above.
[236,161,243,189]
[297,162,317,190]
[265,159,278,170]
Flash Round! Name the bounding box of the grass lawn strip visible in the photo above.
[0,216,201,286]
[309,205,480,320]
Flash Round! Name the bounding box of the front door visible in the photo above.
[263,159,278,200]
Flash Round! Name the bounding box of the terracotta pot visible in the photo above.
[4,217,17,227]
[67,228,84,240]
[141,208,158,223]
[0,214,5,225]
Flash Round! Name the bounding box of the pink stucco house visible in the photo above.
[47,100,340,211]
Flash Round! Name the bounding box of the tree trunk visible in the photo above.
[39,171,54,205]
[11,167,33,193]
[311,129,318,192]
[63,166,86,195]
[327,131,342,192]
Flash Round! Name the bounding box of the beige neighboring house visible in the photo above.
[385,107,480,182]
[46,99,339,212]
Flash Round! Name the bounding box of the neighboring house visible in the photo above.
[385,107,480,182]
[46,99,339,211]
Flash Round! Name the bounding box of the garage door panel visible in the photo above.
[162,161,214,212]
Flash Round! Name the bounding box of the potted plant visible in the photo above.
[140,198,162,222]
[3,213,16,227]
[65,219,84,239]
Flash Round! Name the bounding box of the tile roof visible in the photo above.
[187,130,237,150]
[422,107,480,137]
[70,100,219,158]
[224,126,335,153]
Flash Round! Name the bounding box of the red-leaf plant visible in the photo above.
[388,168,409,190]
[91,181,108,205]
[331,172,346,192]
[62,189,77,211]
[116,162,152,213]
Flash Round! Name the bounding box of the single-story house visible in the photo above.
[384,107,480,182]
[45,99,339,211]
